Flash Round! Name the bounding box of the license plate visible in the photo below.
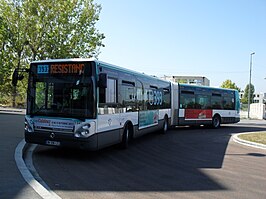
[46,140,60,146]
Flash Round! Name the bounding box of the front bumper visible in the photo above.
[25,131,98,150]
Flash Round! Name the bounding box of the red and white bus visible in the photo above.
[170,83,240,128]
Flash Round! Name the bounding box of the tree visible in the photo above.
[241,84,255,104]
[0,8,18,106]
[176,79,187,84]
[0,0,105,107]
[220,79,240,91]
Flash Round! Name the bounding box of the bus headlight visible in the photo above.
[74,123,93,138]
[25,120,33,133]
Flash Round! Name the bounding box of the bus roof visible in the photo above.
[31,58,96,63]
[178,83,238,92]
[95,60,170,83]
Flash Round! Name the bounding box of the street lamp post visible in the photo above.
[247,52,255,119]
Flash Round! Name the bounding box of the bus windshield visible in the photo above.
[28,62,95,119]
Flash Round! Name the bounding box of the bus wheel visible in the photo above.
[121,125,130,149]
[212,115,221,128]
[161,116,168,134]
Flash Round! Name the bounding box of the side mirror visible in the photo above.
[12,69,19,86]
[98,73,107,88]
[12,68,29,86]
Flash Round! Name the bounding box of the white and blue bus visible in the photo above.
[170,83,240,128]
[15,59,240,150]
[23,59,171,150]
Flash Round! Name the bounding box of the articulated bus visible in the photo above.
[171,83,240,128]
[17,58,240,150]
[23,59,171,150]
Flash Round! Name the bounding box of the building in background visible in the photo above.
[240,91,266,104]
[253,92,266,103]
[162,75,210,86]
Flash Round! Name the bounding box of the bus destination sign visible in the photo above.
[37,63,85,74]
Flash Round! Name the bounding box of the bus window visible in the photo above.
[223,96,234,110]
[143,89,149,110]
[35,82,54,109]
[35,82,46,108]
[99,77,117,104]
[163,88,170,108]
[121,83,136,112]
[136,88,144,110]
[180,94,195,109]
[211,96,223,109]
[195,94,211,109]
[106,78,117,103]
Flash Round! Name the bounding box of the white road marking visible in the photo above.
[15,139,61,199]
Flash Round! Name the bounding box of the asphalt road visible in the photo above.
[32,122,266,199]
[0,111,265,199]
[0,113,42,199]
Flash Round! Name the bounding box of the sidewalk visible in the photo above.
[239,118,266,125]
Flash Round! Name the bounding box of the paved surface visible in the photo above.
[33,122,266,199]
[0,113,42,199]
[238,119,266,126]
[0,108,265,199]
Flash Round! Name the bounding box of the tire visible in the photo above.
[161,116,168,134]
[120,125,130,149]
[212,115,221,128]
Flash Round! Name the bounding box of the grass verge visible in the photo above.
[238,132,266,145]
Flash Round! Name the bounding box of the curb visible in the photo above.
[0,108,26,115]
[15,139,61,199]
[0,109,22,112]
[233,133,266,150]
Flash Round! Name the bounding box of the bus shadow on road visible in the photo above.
[33,125,266,192]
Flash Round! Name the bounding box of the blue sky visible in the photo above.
[95,0,266,92]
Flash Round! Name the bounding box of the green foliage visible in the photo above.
[239,132,266,145]
[240,103,248,111]
[176,79,187,84]
[220,79,240,91]
[241,84,255,104]
[0,0,104,107]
